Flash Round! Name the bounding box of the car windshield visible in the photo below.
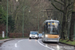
[39,34,42,36]
[30,32,38,35]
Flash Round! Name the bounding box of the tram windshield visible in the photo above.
[44,22,59,35]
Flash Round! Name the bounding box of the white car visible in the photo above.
[29,31,38,39]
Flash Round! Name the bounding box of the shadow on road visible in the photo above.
[43,42,59,44]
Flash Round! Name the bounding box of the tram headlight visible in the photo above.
[45,35,48,37]
[57,36,59,38]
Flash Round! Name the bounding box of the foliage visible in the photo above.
[0,36,9,40]
[0,5,15,32]
[0,0,61,34]
[0,5,6,24]
[7,0,48,33]
[8,15,15,32]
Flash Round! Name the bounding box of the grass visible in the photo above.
[59,39,75,45]
[0,36,28,40]
[0,36,9,40]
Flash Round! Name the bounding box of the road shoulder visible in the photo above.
[0,38,14,46]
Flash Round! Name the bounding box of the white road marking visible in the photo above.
[15,39,54,50]
[57,45,60,50]
[45,44,48,47]
[38,39,55,50]
[18,40,23,43]
[15,40,24,48]
[15,43,17,47]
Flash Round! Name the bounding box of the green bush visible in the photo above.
[0,36,9,40]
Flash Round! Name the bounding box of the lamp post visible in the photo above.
[22,6,27,37]
[38,13,39,33]
[6,0,8,38]
[22,7,24,38]
[46,9,53,20]
[6,0,18,38]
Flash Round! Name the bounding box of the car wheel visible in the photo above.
[36,38,38,40]
[29,37,31,39]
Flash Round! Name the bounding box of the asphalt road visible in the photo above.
[0,39,75,50]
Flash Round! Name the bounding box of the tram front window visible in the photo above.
[44,25,59,35]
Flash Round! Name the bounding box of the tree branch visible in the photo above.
[68,4,73,9]
[68,0,71,2]
[67,2,73,8]
[54,0,64,6]
[51,3,64,13]
[61,0,64,3]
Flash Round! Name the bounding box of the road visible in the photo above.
[0,38,75,50]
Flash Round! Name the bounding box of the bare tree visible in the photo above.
[51,0,74,40]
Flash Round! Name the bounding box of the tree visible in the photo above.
[0,4,15,32]
[1,0,55,35]
[8,15,15,32]
[69,1,75,40]
[0,5,6,24]
[0,0,2,2]
[51,0,74,39]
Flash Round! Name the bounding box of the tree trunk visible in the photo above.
[69,12,75,40]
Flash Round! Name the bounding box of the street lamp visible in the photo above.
[22,6,27,37]
[38,14,39,33]
[16,0,18,2]
[46,9,53,20]
[29,10,31,13]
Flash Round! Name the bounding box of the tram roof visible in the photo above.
[44,20,59,23]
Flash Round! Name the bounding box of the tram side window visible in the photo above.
[44,25,46,32]
[44,25,48,33]
[44,22,50,33]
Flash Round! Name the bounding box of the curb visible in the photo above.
[59,42,75,47]
[0,39,14,47]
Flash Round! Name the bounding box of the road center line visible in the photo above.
[38,39,54,50]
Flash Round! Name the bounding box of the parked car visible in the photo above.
[29,31,38,39]
[38,33,42,38]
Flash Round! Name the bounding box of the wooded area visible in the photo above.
[0,0,75,40]
[52,0,75,40]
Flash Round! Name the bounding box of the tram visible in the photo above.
[42,20,60,42]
